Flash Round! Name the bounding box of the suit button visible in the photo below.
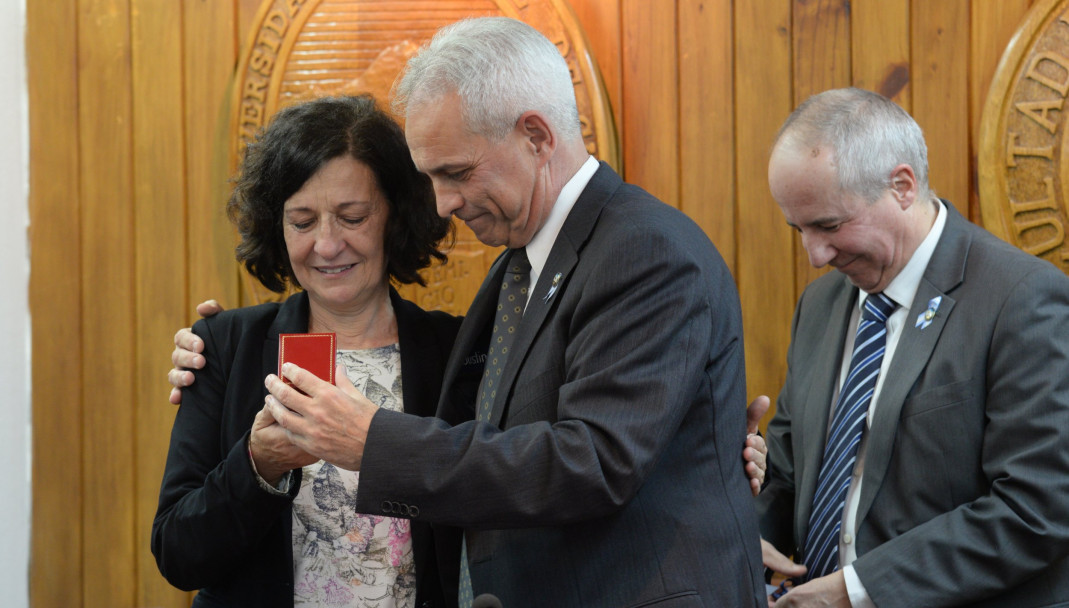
[381,500,394,514]
[410,505,420,518]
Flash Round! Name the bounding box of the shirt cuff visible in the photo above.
[843,565,875,608]
[247,437,294,495]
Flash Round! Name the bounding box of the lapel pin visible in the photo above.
[543,272,562,303]
[915,296,942,330]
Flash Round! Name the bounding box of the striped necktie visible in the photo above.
[804,292,897,579]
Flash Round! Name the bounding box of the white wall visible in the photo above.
[0,0,31,607]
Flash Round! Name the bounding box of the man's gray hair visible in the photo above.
[776,88,930,202]
[393,17,581,140]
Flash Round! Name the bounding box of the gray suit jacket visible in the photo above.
[756,202,1069,608]
[355,163,765,607]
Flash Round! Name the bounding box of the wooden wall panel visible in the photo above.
[27,0,83,605]
[185,1,242,313]
[734,0,795,424]
[679,0,736,266]
[27,1,1047,604]
[235,0,270,307]
[77,0,137,605]
[131,1,192,606]
[852,0,912,111]
[968,0,1035,224]
[238,0,267,53]
[569,0,623,141]
[621,0,679,208]
[791,0,852,299]
[911,1,971,211]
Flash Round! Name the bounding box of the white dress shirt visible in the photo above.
[838,199,946,607]
[523,155,599,305]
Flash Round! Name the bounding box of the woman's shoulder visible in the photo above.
[391,290,463,345]
[392,290,462,325]
[194,292,306,343]
[196,301,277,332]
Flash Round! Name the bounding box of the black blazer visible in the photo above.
[152,289,462,608]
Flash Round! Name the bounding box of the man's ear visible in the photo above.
[889,164,917,208]
[515,110,556,166]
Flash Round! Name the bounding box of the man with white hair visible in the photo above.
[257,17,764,607]
[757,87,1069,607]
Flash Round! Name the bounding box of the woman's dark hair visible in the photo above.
[227,94,452,292]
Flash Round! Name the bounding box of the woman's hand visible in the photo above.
[249,406,318,486]
[264,363,379,471]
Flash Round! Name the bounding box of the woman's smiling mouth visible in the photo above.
[316,263,355,275]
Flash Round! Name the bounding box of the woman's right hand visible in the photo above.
[167,299,225,404]
[249,406,318,486]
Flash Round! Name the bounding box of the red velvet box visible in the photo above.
[278,333,336,387]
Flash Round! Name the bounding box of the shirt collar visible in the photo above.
[859,198,947,313]
[525,155,599,291]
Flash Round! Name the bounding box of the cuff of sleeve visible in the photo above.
[843,565,875,608]
[247,436,294,495]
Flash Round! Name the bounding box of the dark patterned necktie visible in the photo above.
[804,292,897,579]
[458,248,531,607]
[476,248,531,422]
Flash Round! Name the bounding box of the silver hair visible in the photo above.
[775,88,930,202]
[393,17,581,140]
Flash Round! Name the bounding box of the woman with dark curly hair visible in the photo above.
[152,95,461,608]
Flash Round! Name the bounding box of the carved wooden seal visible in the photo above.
[229,0,618,313]
[979,0,1069,275]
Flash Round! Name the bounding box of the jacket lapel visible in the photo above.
[796,277,857,537]
[488,245,579,427]
[855,202,968,525]
[437,252,509,416]
[261,291,311,389]
[392,289,441,417]
[488,162,617,427]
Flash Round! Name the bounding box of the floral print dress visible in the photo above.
[292,344,415,608]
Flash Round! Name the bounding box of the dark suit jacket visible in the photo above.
[152,289,463,608]
[355,163,765,607]
[756,203,1069,608]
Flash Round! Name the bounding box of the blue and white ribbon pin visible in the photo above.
[915,296,942,329]
[543,272,562,303]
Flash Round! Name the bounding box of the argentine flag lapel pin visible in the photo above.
[915,296,942,330]
[543,272,562,303]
